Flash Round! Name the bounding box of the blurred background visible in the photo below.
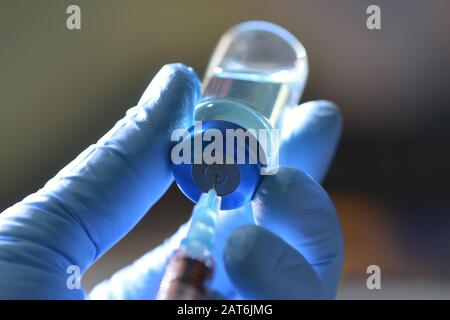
[1,0,450,299]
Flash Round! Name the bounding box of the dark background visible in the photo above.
[1,0,449,298]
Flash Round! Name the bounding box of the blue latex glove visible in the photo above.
[0,63,343,299]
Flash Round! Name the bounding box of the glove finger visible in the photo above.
[0,64,200,282]
[224,225,325,299]
[252,167,344,298]
[279,100,342,183]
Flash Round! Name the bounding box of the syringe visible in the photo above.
[156,189,221,300]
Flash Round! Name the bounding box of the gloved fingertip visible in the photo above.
[282,100,342,138]
[302,100,343,132]
[138,63,201,108]
[161,63,202,99]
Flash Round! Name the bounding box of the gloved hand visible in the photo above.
[0,63,343,300]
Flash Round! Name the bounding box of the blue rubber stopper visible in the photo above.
[171,120,265,210]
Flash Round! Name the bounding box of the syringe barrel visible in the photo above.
[156,249,214,300]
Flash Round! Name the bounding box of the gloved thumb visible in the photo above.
[224,167,343,299]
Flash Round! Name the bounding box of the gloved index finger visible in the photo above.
[0,64,200,275]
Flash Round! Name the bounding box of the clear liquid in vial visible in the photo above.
[199,70,303,129]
